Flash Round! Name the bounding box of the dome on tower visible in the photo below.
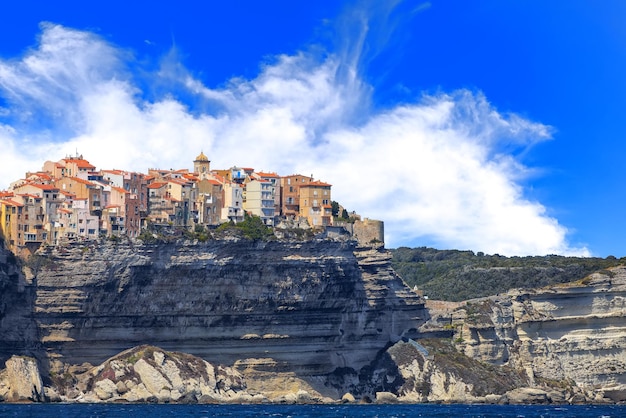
[195,151,209,162]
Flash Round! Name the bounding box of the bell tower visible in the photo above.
[194,151,211,179]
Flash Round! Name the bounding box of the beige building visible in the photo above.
[221,182,244,223]
[253,172,281,217]
[299,181,332,227]
[0,194,46,256]
[243,179,275,225]
[43,156,96,179]
[196,178,223,226]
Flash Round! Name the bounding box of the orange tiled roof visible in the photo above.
[16,193,41,200]
[147,182,167,189]
[2,199,24,207]
[256,172,280,178]
[31,184,60,191]
[64,177,95,186]
[168,179,189,186]
[64,158,96,169]
[112,186,128,195]
[300,181,332,187]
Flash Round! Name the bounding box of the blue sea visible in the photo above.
[0,404,623,418]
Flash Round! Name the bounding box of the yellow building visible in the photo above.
[299,181,332,227]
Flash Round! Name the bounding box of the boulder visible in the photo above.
[504,387,549,404]
[5,356,44,402]
[341,392,355,403]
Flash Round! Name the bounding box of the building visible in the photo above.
[253,172,281,217]
[279,174,314,218]
[299,181,332,227]
[196,178,223,226]
[122,172,148,236]
[68,198,99,240]
[243,179,275,225]
[43,155,96,179]
[221,182,244,223]
[2,194,46,256]
[193,151,211,178]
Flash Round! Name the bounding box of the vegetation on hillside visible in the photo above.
[215,213,275,241]
[390,247,624,301]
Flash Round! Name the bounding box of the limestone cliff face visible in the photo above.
[0,244,38,363]
[439,267,626,402]
[25,238,425,380]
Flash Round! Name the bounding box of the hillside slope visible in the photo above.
[390,247,623,301]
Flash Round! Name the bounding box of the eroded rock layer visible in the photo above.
[27,239,425,378]
[436,267,626,402]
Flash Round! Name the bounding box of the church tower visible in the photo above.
[194,151,211,179]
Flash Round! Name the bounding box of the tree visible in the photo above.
[331,201,340,217]
[237,213,274,240]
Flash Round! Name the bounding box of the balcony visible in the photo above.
[24,234,43,243]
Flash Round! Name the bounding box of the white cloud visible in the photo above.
[0,23,589,256]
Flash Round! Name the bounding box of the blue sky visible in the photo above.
[0,1,625,257]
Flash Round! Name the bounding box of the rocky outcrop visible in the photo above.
[65,345,251,403]
[0,356,44,402]
[425,267,626,402]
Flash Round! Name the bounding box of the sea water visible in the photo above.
[0,404,623,418]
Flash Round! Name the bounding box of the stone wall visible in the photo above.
[336,219,385,247]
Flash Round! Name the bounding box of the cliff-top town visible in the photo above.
[0,152,338,257]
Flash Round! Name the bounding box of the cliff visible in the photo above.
[3,237,626,404]
[0,242,39,362]
[1,237,425,396]
[419,267,626,402]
